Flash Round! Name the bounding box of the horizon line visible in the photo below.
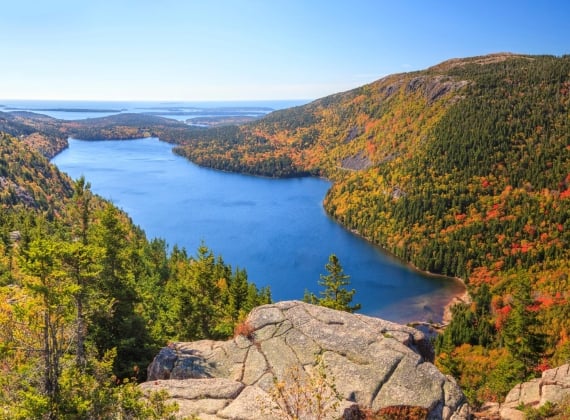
[0,97,314,103]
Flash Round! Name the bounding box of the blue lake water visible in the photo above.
[52,137,464,323]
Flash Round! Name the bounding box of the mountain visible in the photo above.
[173,53,530,177]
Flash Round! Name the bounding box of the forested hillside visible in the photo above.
[0,134,270,418]
[0,112,69,159]
[172,53,570,406]
[0,133,72,211]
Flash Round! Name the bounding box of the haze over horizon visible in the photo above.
[1,0,569,102]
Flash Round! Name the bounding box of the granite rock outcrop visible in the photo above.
[498,364,570,420]
[142,301,470,419]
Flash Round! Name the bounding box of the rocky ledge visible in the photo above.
[495,364,570,420]
[141,301,470,419]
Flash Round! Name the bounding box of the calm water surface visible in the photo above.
[52,137,464,323]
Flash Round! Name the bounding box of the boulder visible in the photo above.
[499,364,570,419]
[142,301,469,419]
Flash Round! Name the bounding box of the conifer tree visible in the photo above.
[64,176,99,368]
[305,254,361,313]
[503,276,546,379]
[90,203,151,378]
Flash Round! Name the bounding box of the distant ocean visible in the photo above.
[0,99,310,121]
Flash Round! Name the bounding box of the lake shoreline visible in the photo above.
[336,223,469,324]
[443,288,471,325]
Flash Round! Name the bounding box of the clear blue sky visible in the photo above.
[1,0,568,101]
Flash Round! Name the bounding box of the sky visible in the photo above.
[1,0,569,102]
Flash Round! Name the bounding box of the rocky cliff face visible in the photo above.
[142,301,469,419]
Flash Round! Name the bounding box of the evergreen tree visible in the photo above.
[228,268,250,319]
[502,276,546,379]
[64,176,99,368]
[90,203,152,378]
[305,254,361,313]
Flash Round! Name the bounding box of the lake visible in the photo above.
[52,137,464,323]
